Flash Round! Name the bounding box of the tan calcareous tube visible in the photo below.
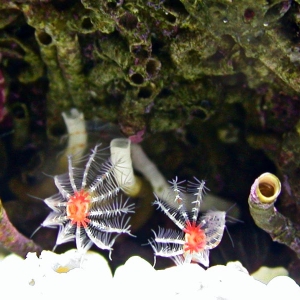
[248,173,300,258]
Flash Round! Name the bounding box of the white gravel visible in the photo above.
[0,250,299,300]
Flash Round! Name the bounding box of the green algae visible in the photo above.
[0,0,299,134]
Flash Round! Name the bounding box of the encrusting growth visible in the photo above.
[149,177,226,267]
[40,144,135,258]
[0,199,42,258]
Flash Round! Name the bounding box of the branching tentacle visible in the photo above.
[154,196,185,230]
[89,197,135,217]
[81,144,99,189]
[152,227,185,244]
[188,177,208,223]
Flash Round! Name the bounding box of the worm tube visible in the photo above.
[248,173,300,257]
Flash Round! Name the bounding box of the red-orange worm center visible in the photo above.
[66,190,91,228]
[183,221,206,254]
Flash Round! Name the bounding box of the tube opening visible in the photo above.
[256,173,281,204]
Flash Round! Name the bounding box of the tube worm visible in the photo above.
[9,108,87,202]
[0,199,42,258]
[61,108,87,159]
[111,138,238,231]
[248,173,300,257]
[131,142,238,215]
[110,138,143,197]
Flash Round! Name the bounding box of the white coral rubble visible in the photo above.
[0,251,299,300]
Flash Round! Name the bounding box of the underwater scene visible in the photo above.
[0,0,300,297]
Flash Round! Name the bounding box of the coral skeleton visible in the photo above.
[149,178,226,267]
[41,144,135,258]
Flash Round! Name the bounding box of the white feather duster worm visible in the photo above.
[149,177,226,267]
[41,144,135,258]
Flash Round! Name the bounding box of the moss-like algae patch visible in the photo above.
[1,0,300,134]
